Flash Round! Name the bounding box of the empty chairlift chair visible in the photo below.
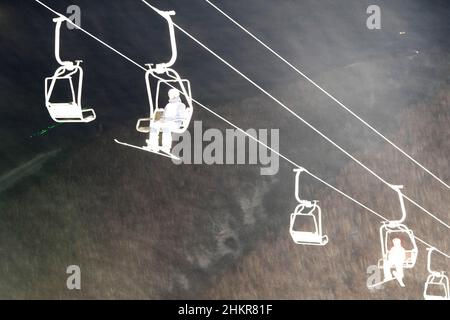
[378,185,418,270]
[424,247,449,300]
[289,168,328,246]
[45,16,96,123]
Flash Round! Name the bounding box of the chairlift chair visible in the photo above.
[115,8,192,159]
[45,16,96,123]
[424,247,449,300]
[136,67,193,135]
[289,168,328,246]
[378,185,418,269]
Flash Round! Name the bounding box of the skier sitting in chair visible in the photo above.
[149,88,187,154]
[383,238,406,287]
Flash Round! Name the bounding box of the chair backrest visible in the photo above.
[46,65,83,106]
[380,224,418,268]
[290,212,318,235]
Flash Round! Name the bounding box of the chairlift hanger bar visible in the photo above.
[143,5,177,70]
[53,17,67,66]
[202,0,450,192]
[427,247,441,274]
[32,0,450,260]
[34,1,147,72]
[140,0,450,230]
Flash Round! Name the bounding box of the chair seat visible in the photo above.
[47,102,95,122]
[83,113,96,122]
[424,296,448,300]
[136,118,151,133]
[138,126,151,133]
[48,102,82,118]
[291,231,322,243]
[378,256,416,269]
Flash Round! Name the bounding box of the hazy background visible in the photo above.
[0,0,449,299]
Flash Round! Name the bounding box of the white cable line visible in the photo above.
[415,237,450,259]
[33,0,450,259]
[139,0,450,230]
[203,0,450,191]
[403,194,450,230]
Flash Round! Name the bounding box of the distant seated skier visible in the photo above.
[383,238,406,287]
[149,89,187,153]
